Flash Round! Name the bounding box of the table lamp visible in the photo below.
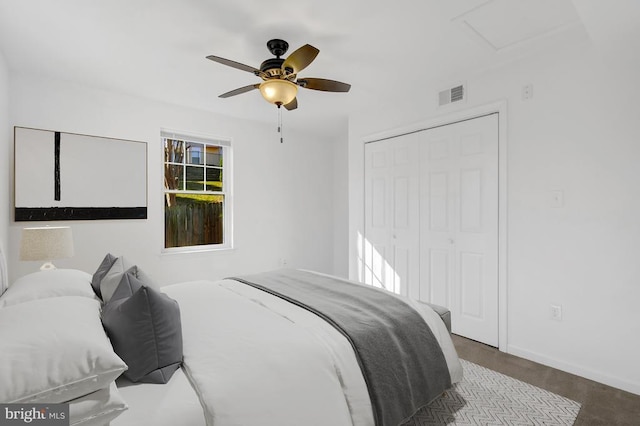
[19,226,74,270]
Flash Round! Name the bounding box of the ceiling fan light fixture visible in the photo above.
[259,79,297,106]
[207,39,350,114]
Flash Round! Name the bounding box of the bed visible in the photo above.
[0,250,462,426]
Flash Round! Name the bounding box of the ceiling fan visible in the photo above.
[206,39,351,111]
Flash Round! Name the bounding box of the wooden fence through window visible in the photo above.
[165,202,223,248]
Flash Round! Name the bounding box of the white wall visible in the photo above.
[332,117,349,278]
[8,73,338,284]
[0,51,9,254]
[349,32,640,394]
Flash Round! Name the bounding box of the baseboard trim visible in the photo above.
[507,344,640,396]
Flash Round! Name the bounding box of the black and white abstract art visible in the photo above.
[14,127,147,221]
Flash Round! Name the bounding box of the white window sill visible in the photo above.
[161,245,234,255]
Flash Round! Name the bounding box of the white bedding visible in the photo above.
[156,278,462,426]
[113,368,205,426]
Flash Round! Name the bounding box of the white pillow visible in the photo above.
[0,296,127,403]
[0,269,98,308]
[69,383,128,426]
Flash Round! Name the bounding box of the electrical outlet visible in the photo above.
[522,84,533,100]
[551,304,562,321]
[279,258,288,267]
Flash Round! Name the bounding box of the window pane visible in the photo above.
[164,164,183,191]
[165,194,224,248]
[185,166,204,191]
[206,145,223,167]
[206,167,222,191]
[165,139,184,163]
[186,142,204,165]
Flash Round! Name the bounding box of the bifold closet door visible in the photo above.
[419,113,499,347]
[363,134,420,298]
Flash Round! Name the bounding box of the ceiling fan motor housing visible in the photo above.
[260,58,285,77]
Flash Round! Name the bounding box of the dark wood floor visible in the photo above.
[452,335,640,425]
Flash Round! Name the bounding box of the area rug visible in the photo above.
[402,359,581,425]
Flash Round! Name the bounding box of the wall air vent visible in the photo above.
[438,83,466,107]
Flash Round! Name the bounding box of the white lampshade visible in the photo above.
[259,79,298,106]
[20,226,74,270]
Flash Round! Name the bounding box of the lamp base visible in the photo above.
[40,261,57,271]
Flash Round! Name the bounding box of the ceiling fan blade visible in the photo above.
[297,78,351,92]
[219,84,260,98]
[206,55,260,75]
[282,44,319,74]
[284,97,298,111]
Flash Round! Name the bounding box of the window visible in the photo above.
[162,130,232,251]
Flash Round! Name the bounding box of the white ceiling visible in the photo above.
[0,0,634,136]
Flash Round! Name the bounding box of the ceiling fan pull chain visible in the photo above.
[278,106,284,143]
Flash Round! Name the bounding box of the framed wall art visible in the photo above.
[14,127,147,221]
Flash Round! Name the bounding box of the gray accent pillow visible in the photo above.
[109,267,159,302]
[91,253,117,299]
[135,267,161,291]
[109,270,142,302]
[99,257,135,303]
[101,273,183,384]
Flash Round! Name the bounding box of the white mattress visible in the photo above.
[112,367,205,426]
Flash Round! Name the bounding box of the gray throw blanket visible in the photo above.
[229,269,451,426]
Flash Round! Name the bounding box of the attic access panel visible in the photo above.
[14,127,147,221]
[455,0,580,51]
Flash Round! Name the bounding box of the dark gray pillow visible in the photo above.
[101,274,183,384]
[91,253,117,299]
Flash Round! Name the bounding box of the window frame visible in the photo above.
[161,129,233,253]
